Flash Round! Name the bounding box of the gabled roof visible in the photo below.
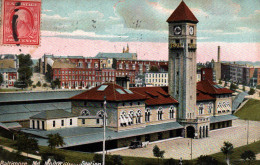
[30,109,77,120]
[167,1,198,23]
[197,80,234,95]
[71,83,146,102]
[130,87,178,106]
[196,90,215,101]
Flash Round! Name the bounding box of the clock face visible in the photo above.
[189,26,194,35]
[174,26,182,35]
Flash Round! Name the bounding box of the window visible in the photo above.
[32,120,35,129]
[158,107,163,120]
[70,119,72,125]
[145,108,151,122]
[61,120,64,126]
[169,106,175,119]
[132,64,136,70]
[119,64,123,69]
[82,119,85,124]
[129,111,134,125]
[97,111,104,124]
[199,103,204,115]
[208,102,213,114]
[53,121,55,127]
[136,110,142,124]
[120,111,127,127]
[81,110,90,116]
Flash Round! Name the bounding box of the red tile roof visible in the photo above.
[71,83,146,102]
[130,87,178,106]
[167,1,198,23]
[197,80,234,95]
[196,90,215,101]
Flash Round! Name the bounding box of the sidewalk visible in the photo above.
[0,145,41,160]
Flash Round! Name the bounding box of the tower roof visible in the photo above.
[167,1,198,23]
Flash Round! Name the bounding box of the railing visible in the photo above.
[169,43,184,49]
[188,43,197,49]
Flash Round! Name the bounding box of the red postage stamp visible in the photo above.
[1,0,41,46]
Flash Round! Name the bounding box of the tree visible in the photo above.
[150,66,159,72]
[197,155,220,165]
[16,134,39,158]
[221,141,234,165]
[53,78,61,89]
[36,81,41,87]
[248,88,255,95]
[241,150,256,165]
[45,64,53,82]
[17,54,33,88]
[47,133,65,152]
[153,145,165,165]
[230,83,238,91]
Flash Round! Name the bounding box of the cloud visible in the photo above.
[42,30,129,39]
[42,14,68,20]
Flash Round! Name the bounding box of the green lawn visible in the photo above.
[0,136,259,164]
[235,99,260,121]
[211,140,260,165]
[0,88,25,92]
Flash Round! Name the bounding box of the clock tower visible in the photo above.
[167,1,199,137]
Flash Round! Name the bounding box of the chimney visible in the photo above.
[217,46,221,62]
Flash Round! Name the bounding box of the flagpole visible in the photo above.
[102,96,107,165]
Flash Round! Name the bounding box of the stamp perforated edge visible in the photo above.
[0,0,42,47]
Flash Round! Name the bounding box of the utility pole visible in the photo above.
[191,137,193,160]
[247,120,249,145]
[102,96,107,165]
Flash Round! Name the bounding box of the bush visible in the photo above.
[43,83,48,87]
[33,85,36,88]
[241,150,256,163]
[197,155,219,165]
[36,81,41,87]
[93,154,102,163]
[41,152,65,163]
[248,88,255,95]
[163,158,178,165]
[111,155,123,165]
[230,83,238,91]
[218,79,222,84]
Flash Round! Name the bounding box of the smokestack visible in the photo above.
[217,46,221,62]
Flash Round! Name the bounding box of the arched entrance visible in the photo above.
[186,126,195,138]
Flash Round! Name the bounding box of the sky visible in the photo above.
[0,0,259,62]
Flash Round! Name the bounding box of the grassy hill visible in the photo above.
[235,99,260,121]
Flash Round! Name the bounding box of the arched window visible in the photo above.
[129,111,134,124]
[158,107,163,120]
[169,106,175,119]
[145,108,151,122]
[136,110,142,124]
[208,102,213,114]
[217,102,222,113]
[96,110,104,124]
[199,104,204,115]
[81,110,90,116]
[120,111,127,127]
